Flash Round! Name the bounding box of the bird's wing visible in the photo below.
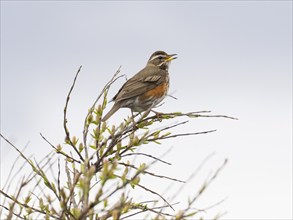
[113,67,166,102]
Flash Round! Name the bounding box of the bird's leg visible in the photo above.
[131,110,138,130]
[141,108,151,119]
[151,109,163,121]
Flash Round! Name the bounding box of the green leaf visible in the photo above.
[79,143,84,152]
[130,176,140,188]
[116,141,122,153]
[89,145,97,150]
[103,199,108,208]
[87,114,93,124]
[43,177,51,188]
[39,198,44,210]
[102,94,108,110]
[72,207,81,217]
[66,157,74,163]
[162,132,171,137]
[92,127,101,140]
[24,195,31,204]
[121,167,128,183]
[153,130,161,139]
[138,163,146,173]
[51,182,56,192]
[56,144,62,152]
[95,105,102,116]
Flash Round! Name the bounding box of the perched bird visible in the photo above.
[102,51,177,121]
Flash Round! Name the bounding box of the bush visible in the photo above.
[0,66,235,220]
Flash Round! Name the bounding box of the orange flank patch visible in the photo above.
[142,82,168,99]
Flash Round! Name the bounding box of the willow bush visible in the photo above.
[0,66,235,220]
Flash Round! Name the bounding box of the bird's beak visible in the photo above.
[165,54,177,61]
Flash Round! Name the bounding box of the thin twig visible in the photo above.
[119,162,185,183]
[184,159,228,213]
[169,152,216,203]
[122,152,172,165]
[57,158,61,200]
[82,66,122,148]
[40,133,81,164]
[0,204,25,220]
[194,196,228,212]
[1,141,29,191]
[0,189,58,219]
[144,111,238,121]
[63,65,84,162]
[137,182,175,211]
[121,202,176,219]
[147,129,217,142]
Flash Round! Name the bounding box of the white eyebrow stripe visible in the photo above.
[149,54,167,61]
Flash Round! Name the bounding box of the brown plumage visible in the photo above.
[102,51,177,121]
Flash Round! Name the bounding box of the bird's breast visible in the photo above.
[139,75,169,105]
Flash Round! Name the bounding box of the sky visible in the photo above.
[1,1,292,219]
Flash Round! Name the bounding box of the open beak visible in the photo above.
[165,54,177,61]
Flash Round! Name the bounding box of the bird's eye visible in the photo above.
[158,56,163,60]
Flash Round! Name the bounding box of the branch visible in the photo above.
[136,182,175,211]
[146,129,217,142]
[122,152,172,166]
[169,152,216,203]
[82,66,123,148]
[177,158,229,219]
[121,202,176,219]
[119,162,185,183]
[0,204,25,219]
[63,65,84,162]
[40,133,81,164]
[143,111,238,121]
[0,189,58,219]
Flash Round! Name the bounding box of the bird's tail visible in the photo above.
[101,103,120,121]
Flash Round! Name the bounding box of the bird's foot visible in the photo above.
[151,110,163,121]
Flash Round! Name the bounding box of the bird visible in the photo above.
[102,50,177,121]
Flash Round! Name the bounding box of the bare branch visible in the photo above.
[136,182,175,211]
[63,65,84,162]
[119,162,185,183]
[40,133,81,164]
[169,152,216,203]
[122,152,172,166]
[146,129,217,142]
[143,111,238,121]
[179,158,229,219]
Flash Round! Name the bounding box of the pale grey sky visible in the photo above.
[1,1,292,219]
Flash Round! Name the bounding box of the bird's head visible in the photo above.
[147,51,177,70]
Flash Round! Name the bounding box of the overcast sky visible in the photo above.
[1,1,292,219]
